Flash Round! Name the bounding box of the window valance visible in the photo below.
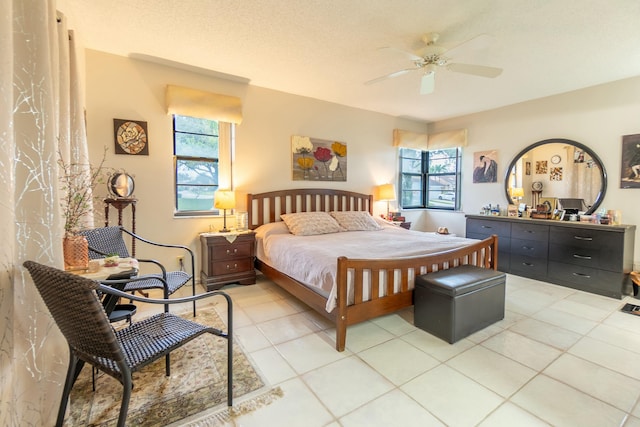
[165,85,243,124]
[392,128,467,150]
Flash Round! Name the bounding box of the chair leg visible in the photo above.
[165,354,171,377]
[117,373,133,427]
[56,351,79,427]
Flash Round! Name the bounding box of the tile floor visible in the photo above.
[154,273,640,427]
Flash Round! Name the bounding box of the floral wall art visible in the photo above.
[291,135,347,181]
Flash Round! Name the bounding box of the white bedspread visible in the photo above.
[255,221,480,312]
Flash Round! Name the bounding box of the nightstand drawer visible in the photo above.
[210,258,254,276]
[210,240,253,261]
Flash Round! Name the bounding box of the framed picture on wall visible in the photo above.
[291,135,347,181]
[113,119,149,155]
[472,150,498,183]
[621,133,640,189]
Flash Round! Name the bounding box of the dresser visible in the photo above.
[200,231,256,291]
[466,215,636,298]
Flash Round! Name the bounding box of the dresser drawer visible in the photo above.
[548,261,624,298]
[550,227,623,250]
[210,240,254,261]
[549,242,623,272]
[510,254,547,277]
[511,223,549,243]
[466,219,511,238]
[511,238,548,258]
[210,258,254,276]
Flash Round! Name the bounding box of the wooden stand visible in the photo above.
[104,198,137,256]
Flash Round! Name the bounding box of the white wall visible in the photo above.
[429,76,640,268]
[84,50,427,273]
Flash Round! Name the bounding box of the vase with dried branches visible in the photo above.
[58,148,109,269]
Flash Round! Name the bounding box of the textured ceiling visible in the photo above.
[58,0,640,123]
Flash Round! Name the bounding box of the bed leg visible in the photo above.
[336,317,346,352]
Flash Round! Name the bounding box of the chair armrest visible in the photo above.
[120,227,194,256]
[97,283,231,308]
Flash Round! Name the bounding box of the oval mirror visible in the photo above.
[108,172,135,198]
[504,139,607,215]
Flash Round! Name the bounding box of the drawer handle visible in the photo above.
[524,230,535,234]
[574,236,593,241]
[573,254,592,260]
[226,263,238,270]
[522,246,534,251]
[572,272,591,279]
[522,262,534,267]
[226,248,238,255]
[481,225,492,229]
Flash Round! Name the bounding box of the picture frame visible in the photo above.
[291,135,347,181]
[538,197,557,212]
[552,209,565,221]
[620,133,640,189]
[113,119,149,155]
[472,149,498,183]
[507,204,518,217]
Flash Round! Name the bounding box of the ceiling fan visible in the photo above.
[365,32,503,94]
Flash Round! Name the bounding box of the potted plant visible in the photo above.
[58,148,109,269]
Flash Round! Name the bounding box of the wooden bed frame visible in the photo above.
[247,188,498,351]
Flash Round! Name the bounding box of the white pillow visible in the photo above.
[329,211,383,231]
[255,221,291,240]
[280,212,344,236]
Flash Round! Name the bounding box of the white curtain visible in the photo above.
[0,1,92,424]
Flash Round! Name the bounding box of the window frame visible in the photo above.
[399,147,462,210]
[173,114,221,217]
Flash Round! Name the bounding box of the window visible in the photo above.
[173,115,220,215]
[399,147,461,210]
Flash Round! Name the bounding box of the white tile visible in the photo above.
[508,317,581,350]
[478,402,550,426]
[506,288,558,316]
[302,356,394,417]
[358,338,440,385]
[230,377,335,427]
[401,329,474,362]
[234,324,272,352]
[588,323,640,354]
[482,330,562,371]
[370,312,417,336]
[275,332,349,374]
[342,321,395,353]
[249,347,297,386]
[603,309,640,334]
[340,389,445,427]
[548,298,611,322]
[543,353,640,412]
[568,336,640,380]
[257,312,321,345]
[401,364,503,427]
[447,346,536,397]
[532,307,597,335]
[511,375,626,427]
[244,298,303,323]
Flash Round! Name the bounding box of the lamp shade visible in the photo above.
[376,184,396,201]
[214,190,236,210]
[511,187,525,198]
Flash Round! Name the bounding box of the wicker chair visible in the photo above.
[79,226,197,315]
[23,260,233,427]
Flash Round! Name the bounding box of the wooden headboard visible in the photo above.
[247,188,373,230]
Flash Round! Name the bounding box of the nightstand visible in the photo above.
[200,231,256,291]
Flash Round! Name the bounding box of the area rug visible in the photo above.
[63,305,282,426]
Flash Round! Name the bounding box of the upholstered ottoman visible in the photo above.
[414,265,506,343]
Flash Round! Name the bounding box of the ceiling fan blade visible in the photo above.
[445,34,494,57]
[420,72,435,94]
[378,46,422,62]
[364,67,421,86]
[447,63,503,78]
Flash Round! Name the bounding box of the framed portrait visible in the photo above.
[535,160,547,174]
[525,161,531,175]
[550,166,563,181]
[291,135,347,181]
[113,119,149,155]
[621,133,640,189]
[472,149,498,183]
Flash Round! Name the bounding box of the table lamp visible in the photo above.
[214,189,235,232]
[510,187,524,203]
[375,183,396,220]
